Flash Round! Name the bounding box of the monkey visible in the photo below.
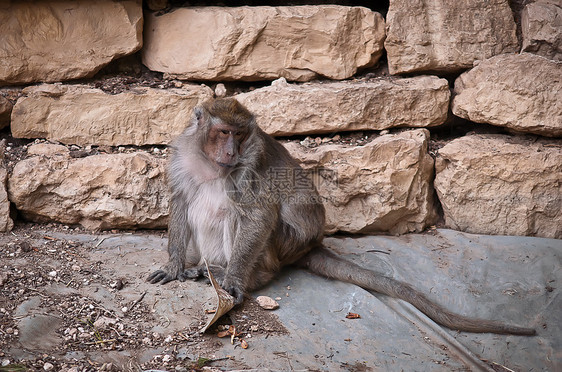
[148,98,536,336]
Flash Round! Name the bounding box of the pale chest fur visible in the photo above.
[187,177,235,267]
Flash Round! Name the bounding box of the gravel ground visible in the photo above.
[0,224,286,372]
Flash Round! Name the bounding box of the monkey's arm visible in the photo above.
[221,208,275,304]
[147,194,199,284]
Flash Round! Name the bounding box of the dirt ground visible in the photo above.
[0,223,288,372]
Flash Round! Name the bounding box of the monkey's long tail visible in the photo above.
[299,246,536,336]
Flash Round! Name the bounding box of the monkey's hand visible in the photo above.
[220,277,245,305]
[179,266,207,281]
[147,269,177,285]
[179,265,226,283]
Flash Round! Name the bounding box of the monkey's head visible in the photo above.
[194,98,256,170]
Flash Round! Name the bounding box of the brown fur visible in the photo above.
[148,98,536,336]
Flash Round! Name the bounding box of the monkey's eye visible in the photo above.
[220,130,230,135]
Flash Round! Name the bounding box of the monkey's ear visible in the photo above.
[193,106,208,129]
[194,106,204,122]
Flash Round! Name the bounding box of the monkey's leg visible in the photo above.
[148,195,199,284]
[245,268,276,292]
[221,209,275,305]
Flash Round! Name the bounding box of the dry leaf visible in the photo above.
[218,324,237,339]
[240,339,249,349]
[230,326,237,344]
[346,312,361,319]
[200,259,235,333]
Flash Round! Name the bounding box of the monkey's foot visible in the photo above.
[147,269,177,284]
[220,278,245,305]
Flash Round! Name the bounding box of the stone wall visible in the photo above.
[1,0,560,238]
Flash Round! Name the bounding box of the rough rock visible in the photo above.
[142,6,385,82]
[521,1,562,61]
[11,84,213,146]
[284,129,437,234]
[0,166,13,232]
[435,134,562,239]
[256,296,279,310]
[236,76,450,136]
[8,148,168,230]
[93,317,117,330]
[7,130,436,234]
[452,53,562,137]
[0,0,142,85]
[385,0,518,75]
[0,95,12,129]
[17,313,63,351]
[27,143,70,157]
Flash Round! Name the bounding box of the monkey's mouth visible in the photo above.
[217,162,235,169]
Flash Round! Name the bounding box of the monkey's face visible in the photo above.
[203,122,247,169]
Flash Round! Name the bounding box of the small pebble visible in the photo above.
[256,296,279,310]
[214,83,227,97]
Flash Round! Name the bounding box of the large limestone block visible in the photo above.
[8,147,168,231]
[452,53,562,137]
[142,6,385,82]
[236,76,450,136]
[0,0,142,85]
[11,84,213,146]
[285,129,437,234]
[385,0,518,75]
[8,131,437,234]
[522,1,562,61]
[435,135,562,239]
[0,166,13,232]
